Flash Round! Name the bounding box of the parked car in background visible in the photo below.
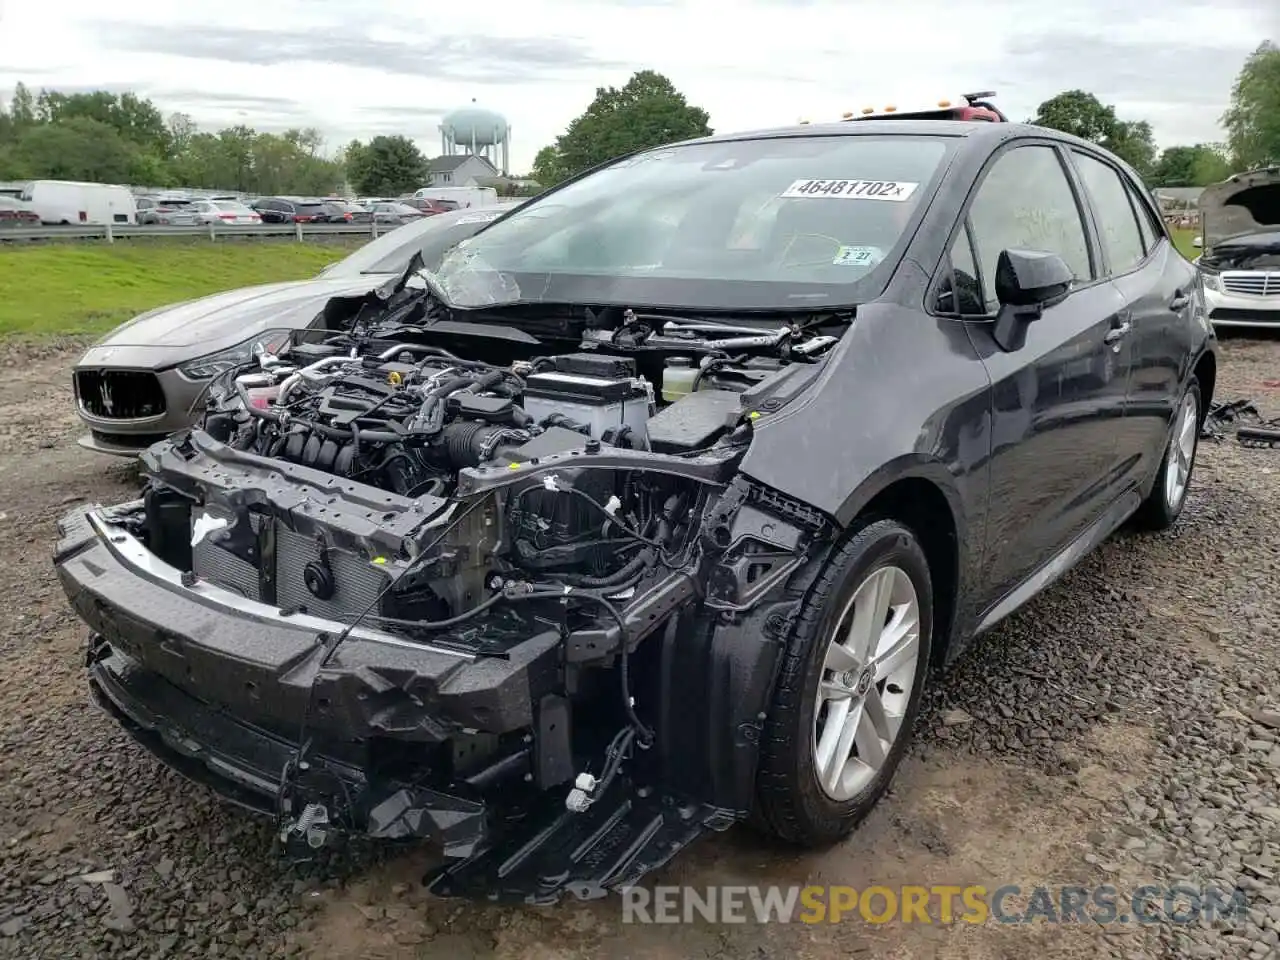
[188,199,262,225]
[0,196,40,227]
[401,196,458,215]
[412,184,498,208]
[20,180,136,225]
[71,201,522,454]
[135,196,200,226]
[319,200,373,224]
[367,201,426,225]
[251,197,329,223]
[1195,167,1280,329]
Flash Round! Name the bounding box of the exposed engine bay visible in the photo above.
[55,276,847,902]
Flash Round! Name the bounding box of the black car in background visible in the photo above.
[250,197,330,223]
[54,102,1214,904]
[319,200,373,224]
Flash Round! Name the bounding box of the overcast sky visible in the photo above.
[1,0,1275,173]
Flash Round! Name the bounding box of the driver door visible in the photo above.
[956,142,1133,609]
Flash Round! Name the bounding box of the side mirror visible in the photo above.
[995,248,1073,307]
[991,248,1073,352]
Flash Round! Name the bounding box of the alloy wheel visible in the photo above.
[1165,391,1199,510]
[813,564,921,802]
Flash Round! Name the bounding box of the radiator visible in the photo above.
[191,508,390,618]
[274,524,390,621]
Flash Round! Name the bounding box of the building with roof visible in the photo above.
[425,154,500,188]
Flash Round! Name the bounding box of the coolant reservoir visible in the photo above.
[236,372,280,410]
[661,357,697,403]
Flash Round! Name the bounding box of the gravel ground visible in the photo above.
[0,333,1278,959]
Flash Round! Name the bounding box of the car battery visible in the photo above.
[521,355,651,444]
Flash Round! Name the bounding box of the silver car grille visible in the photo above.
[1221,272,1280,297]
[190,509,389,617]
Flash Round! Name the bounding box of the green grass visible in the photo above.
[0,240,359,337]
[0,229,1209,338]
[1170,227,1200,260]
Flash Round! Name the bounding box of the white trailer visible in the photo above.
[20,180,138,226]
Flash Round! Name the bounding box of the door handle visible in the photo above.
[1103,320,1131,343]
[1169,288,1190,311]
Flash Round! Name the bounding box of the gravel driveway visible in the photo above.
[1,334,1278,960]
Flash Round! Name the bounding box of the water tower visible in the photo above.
[439,100,511,174]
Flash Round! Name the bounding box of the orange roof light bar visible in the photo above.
[836,91,1005,124]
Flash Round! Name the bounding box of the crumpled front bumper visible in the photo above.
[84,635,488,854]
[53,505,561,851]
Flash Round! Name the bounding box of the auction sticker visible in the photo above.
[832,245,884,266]
[780,179,918,201]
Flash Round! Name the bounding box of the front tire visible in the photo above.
[755,518,933,846]
[1133,378,1201,531]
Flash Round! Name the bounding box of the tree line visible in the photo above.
[530,43,1280,190]
[1030,41,1276,186]
[0,85,531,197]
[0,85,346,195]
[1,40,1276,197]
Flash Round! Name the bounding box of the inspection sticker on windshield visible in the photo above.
[832,245,884,267]
[780,179,918,201]
[455,212,502,224]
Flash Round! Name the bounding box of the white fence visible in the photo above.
[0,222,394,244]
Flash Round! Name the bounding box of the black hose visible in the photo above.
[566,590,654,745]
[385,344,462,362]
[558,487,665,549]
[411,375,476,436]
[363,591,506,630]
[557,549,654,588]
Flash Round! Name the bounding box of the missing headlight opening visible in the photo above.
[54,274,846,903]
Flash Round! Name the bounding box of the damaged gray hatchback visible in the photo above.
[54,114,1216,903]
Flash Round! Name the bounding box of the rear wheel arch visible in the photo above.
[1193,349,1216,415]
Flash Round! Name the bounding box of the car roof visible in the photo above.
[665,118,1103,152]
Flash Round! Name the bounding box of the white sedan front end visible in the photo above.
[1202,269,1280,328]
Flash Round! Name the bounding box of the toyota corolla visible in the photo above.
[54,102,1214,903]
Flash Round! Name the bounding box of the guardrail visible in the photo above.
[0,221,398,244]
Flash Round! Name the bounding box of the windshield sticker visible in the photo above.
[832,245,884,267]
[780,179,919,201]
[454,213,501,224]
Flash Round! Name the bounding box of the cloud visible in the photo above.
[0,0,1271,172]
[94,22,623,85]
[155,90,300,111]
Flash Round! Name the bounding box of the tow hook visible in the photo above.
[279,802,332,852]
